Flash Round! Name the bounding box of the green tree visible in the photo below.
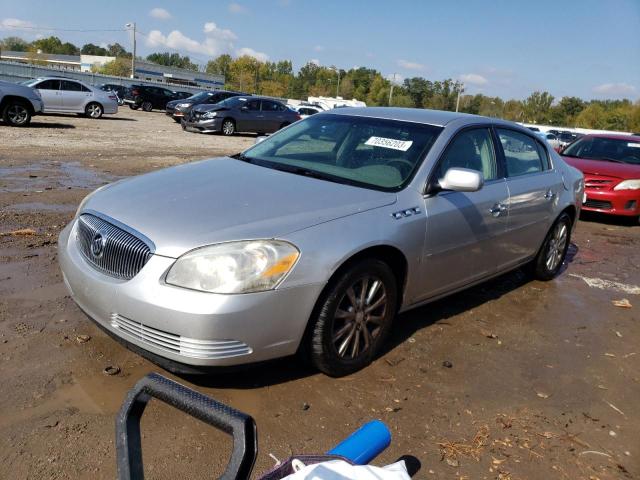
[81,43,108,56]
[574,103,606,129]
[146,52,198,71]
[96,57,131,77]
[206,54,233,78]
[0,36,29,51]
[522,91,554,123]
[32,36,79,55]
[107,43,130,57]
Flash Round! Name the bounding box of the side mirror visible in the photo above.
[254,135,268,144]
[439,168,484,192]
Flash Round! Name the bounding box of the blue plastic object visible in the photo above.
[327,420,391,465]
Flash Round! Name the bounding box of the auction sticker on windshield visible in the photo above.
[365,136,413,151]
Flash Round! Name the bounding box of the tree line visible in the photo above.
[2,36,639,131]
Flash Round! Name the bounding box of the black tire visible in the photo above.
[221,118,235,136]
[2,100,32,126]
[141,101,153,112]
[173,118,182,123]
[85,102,103,119]
[309,259,398,376]
[129,104,139,110]
[531,212,572,281]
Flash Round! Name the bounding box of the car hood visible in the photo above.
[192,103,226,113]
[83,157,397,258]
[561,156,640,179]
[166,99,181,108]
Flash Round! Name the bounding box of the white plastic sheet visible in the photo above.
[281,459,411,480]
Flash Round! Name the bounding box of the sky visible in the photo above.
[1,0,639,101]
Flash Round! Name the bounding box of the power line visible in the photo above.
[1,24,127,32]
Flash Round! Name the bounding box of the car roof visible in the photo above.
[325,106,507,128]
[581,133,640,141]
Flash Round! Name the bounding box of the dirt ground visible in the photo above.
[1,108,638,480]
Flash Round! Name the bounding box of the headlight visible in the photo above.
[177,103,191,108]
[166,240,300,294]
[613,179,640,191]
[202,111,218,119]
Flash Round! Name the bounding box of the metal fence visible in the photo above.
[0,60,221,94]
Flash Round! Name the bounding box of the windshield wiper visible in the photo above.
[231,153,253,163]
[599,157,624,163]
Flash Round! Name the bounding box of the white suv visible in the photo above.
[22,77,118,119]
[0,80,43,126]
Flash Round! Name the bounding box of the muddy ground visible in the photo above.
[0,108,638,480]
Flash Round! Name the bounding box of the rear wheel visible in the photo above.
[221,119,235,136]
[129,104,139,110]
[2,100,31,126]
[309,259,397,376]
[142,101,153,112]
[532,212,572,280]
[85,102,103,119]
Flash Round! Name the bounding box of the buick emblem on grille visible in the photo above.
[90,230,107,258]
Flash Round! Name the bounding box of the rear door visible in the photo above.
[34,79,62,111]
[61,80,91,112]
[420,127,510,299]
[495,128,564,270]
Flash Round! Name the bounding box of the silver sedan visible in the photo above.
[59,108,583,376]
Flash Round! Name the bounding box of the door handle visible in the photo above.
[489,203,508,217]
[544,190,556,200]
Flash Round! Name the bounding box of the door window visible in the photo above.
[61,80,83,91]
[245,100,260,111]
[261,100,280,112]
[36,79,61,90]
[497,129,546,177]
[435,128,498,181]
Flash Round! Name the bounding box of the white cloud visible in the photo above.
[309,58,321,66]
[593,82,637,96]
[0,18,35,30]
[397,59,426,71]
[237,47,269,62]
[459,73,488,86]
[149,8,171,20]
[228,3,249,14]
[145,22,238,57]
[313,45,325,52]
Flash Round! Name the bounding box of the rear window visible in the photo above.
[497,129,547,177]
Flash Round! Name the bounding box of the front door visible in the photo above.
[61,80,91,112]
[420,127,510,300]
[495,128,564,270]
[237,99,261,132]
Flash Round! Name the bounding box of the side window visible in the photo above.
[497,129,545,177]
[245,99,260,111]
[80,84,91,92]
[436,128,498,181]
[36,80,60,90]
[61,81,82,92]
[261,100,279,111]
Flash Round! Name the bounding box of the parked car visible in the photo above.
[59,108,583,376]
[535,131,562,150]
[561,134,640,220]
[295,105,323,118]
[182,96,301,135]
[557,131,577,148]
[123,85,187,111]
[0,79,43,126]
[165,90,245,122]
[22,77,117,118]
[98,83,128,105]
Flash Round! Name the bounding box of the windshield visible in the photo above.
[218,96,247,108]
[21,79,39,86]
[188,92,213,102]
[240,114,443,190]
[562,136,640,165]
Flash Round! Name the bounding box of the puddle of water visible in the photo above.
[0,161,116,193]
[4,202,76,213]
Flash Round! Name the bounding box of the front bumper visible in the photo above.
[583,189,640,216]
[58,220,323,367]
[182,117,222,133]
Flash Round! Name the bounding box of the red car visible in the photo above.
[561,134,640,221]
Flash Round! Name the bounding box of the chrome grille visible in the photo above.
[584,199,612,210]
[76,214,153,280]
[110,313,252,360]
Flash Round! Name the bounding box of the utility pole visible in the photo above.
[125,22,136,79]
[388,73,396,105]
[455,81,463,112]
[331,66,340,98]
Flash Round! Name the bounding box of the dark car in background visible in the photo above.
[165,90,245,122]
[123,85,189,112]
[182,96,301,135]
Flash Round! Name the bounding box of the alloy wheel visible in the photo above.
[545,221,568,271]
[87,104,102,118]
[332,275,388,359]
[7,104,29,125]
[222,120,235,135]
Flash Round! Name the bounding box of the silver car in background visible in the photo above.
[59,108,583,376]
[22,77,118,118]
[0,79,43,126]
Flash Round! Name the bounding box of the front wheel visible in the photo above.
[85,102,103,119]
[221,119,235,136]
[129,104,139,110]
[2,101,32,126]
[309,259,397,376]
[141,101,153,112]
[531,212,572,280]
